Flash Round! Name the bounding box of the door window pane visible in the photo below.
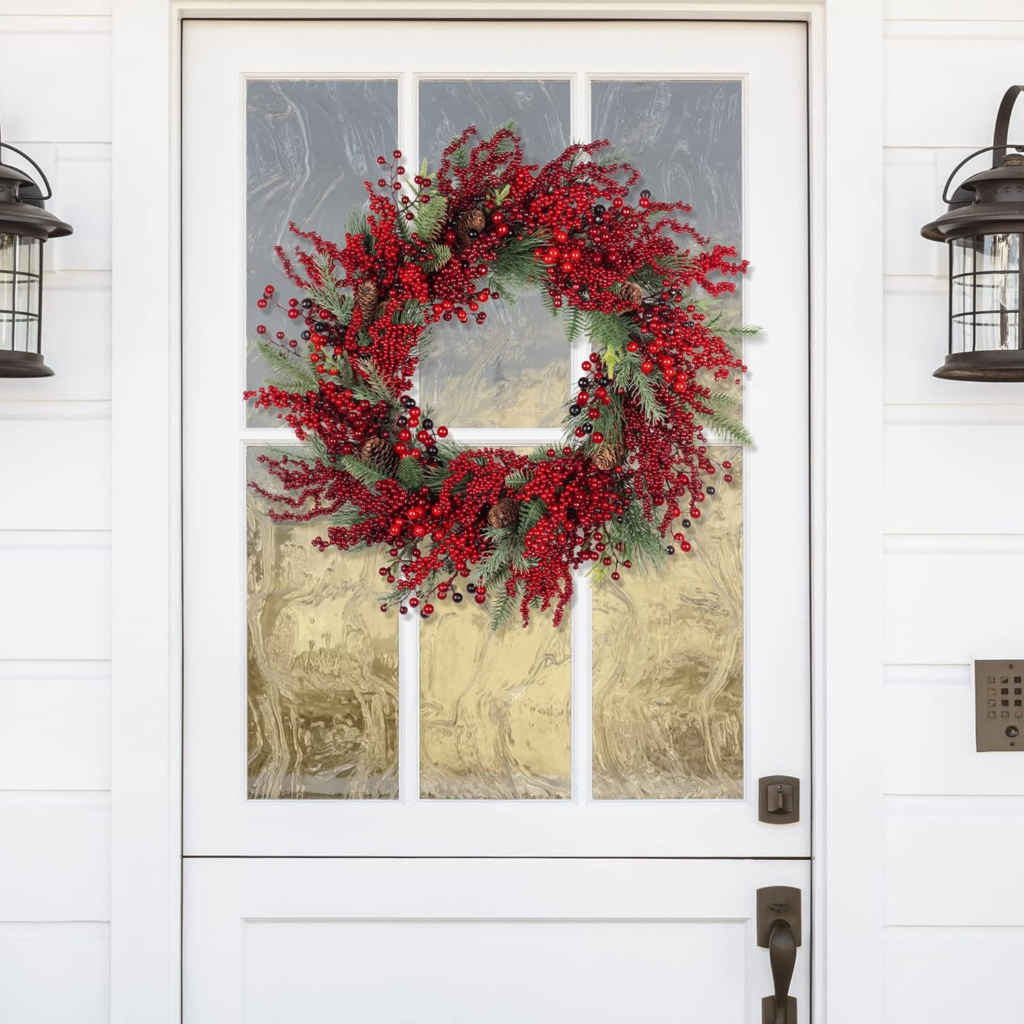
[420,598,571,800]
[419,447,572,799]
[246,79,399,423]
[591,80,745,800]
[417,79,572,427]
[246,448,399,799]
[593,450,744,799]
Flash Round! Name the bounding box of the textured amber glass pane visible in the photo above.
[246,449,399,799]
[592,450,743,800]
[417,79,571,428]
[246,79,399,424]
[420,594,572,800]
[590,80,744,799]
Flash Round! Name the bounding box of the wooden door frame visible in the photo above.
[110,2,884,1020]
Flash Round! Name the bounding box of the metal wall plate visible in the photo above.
[758,775,800,824]
[975,660,1024,751]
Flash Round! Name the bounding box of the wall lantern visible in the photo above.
[0,126,73,378]
[922,85,1024,382]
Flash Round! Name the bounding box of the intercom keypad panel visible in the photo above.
[976,660,1024,751]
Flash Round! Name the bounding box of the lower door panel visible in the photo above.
[184,858,810,1023]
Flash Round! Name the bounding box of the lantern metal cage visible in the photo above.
[0,127,73,379]
[922,85,1024,382]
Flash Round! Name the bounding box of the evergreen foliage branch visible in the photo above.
[616,356,661,423]
[305,253,355,324]
[519,497,547,535]
[488,231,546,295]
[489,585,522,633]
[707,389,742,409]
[563,306,590,346]
[420,243,452,272]
[329,504,368,528]
[344,203,375,255]
[611,499,667,573]
[349,359,400,408]
[254,336,319,392]
[413,195,449,244]
[693,410,753,446]
[339,454,390,489]
[397,456,426,490]
[503,469,533,491]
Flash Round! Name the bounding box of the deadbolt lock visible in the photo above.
[758,775,800,825]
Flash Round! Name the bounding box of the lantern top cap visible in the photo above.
[0,160,35,190]
[0,135,73,240]
[922,85,1024,242]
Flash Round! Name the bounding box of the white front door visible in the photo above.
[182,17,809,1021]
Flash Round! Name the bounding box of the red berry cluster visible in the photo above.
[245,126,748,628]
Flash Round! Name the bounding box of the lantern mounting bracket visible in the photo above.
[0,142,54,203]
[941,85,1024,207]
[941,143,1024,207]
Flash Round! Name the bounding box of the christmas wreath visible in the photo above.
[245,124,752,630]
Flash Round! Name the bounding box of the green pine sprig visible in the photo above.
[339,454,390,489]
[693,409,752,446]
[607,499,667,574]
[412,194,449,244]
[254,336,318,392]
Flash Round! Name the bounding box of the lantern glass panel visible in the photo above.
[949,233,1023,355]
[11,237,41,354]
[975,233,1021,352]
[950,237,974,355]
[0,233,13,351]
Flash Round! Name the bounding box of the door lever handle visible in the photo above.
[767,920,797,1024]
[757,886,801,1024]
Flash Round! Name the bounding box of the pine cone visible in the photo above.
[620,281,644,305]
[455,207,487,245]
[355,280,378,321]
[374,299,391,323]
[487,497,518,529]
[360,436,397,476]
[591,441,625,472]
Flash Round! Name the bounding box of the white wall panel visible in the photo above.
[50,145,112,273]
[886,0,1024,18]
[883,281,1024,405]
[0,794,109,921]
[885,412,1024,534]
[0,274,113,402]
[0,407,110,530]
[881,16,1024,1022]
[884,537,1024,664]
[886,927,1024,1023]
[884,22,1024,147]
[883,149,942,277]
[0,923,109,1023]
[0,662,110,791]
[884,665,1024,795]
[887,797,1024,925]
[0,17,111,143]
[0,533,110,660]
[0,0,110,11]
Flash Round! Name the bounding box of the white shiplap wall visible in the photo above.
[883,3,1024,1021]
[1,3,1023,1020]
[0,3,112,1023]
